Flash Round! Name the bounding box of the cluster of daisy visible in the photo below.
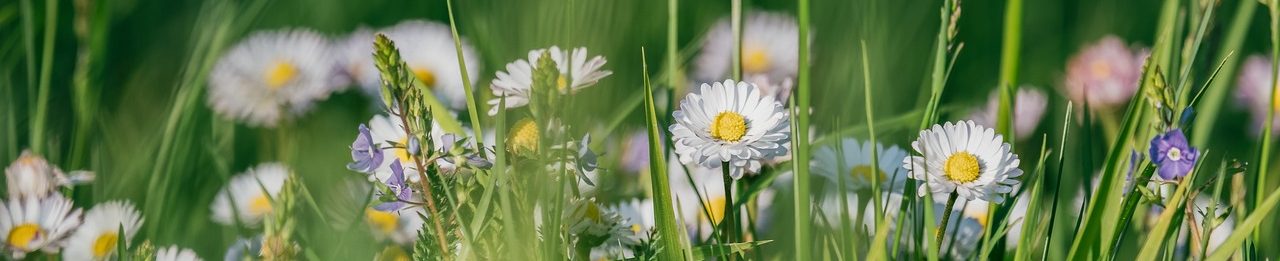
[0,151,197,260]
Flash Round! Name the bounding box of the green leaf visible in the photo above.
[641,47,688,261]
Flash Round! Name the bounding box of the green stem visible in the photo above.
[1257,0,1280,246]
[721,162,738,260]
[996,0,1022,144]
[936,192,958,256]
[731,0,742,81]
[794,0,814,258]
[30,0,57,154]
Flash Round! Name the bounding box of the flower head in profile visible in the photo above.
[903,121,1023,203]
[211,163,289,227]
[1149,129,1198,180]
[812,138,909,192]
[669,79,791,179]
[63,201,143,261]
[348,124,385,173]
[4,150,81,200]
[970,87,1049,141]
[695,11,805,100]
[155,246,202,261]
[208,29,340,127]
[1235,54,1280,136]
[487,46,611,115]
[0,194,81,259]
[372,161,413,212]
[1063,35,1147,109]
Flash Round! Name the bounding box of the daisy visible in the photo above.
[365,207,427,245]
[379,20,482,110]
[1235,54,1280,136]
[694,11,803,100]
[970,87,1049,141]
[487,46,612,115]
[365,114,457,183]
[669,79,791,179]
[812,138,909,192]
[337,27,378,94]
[211,163,289,227]
[155,246,202,261]
[207,28,340,127]
[63,201,143,261]
[0,194,81,258]
[1062,35,1147,109]
[5,151,64,199]
[903,120,1022,203]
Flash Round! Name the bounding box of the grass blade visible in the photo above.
[793,0,814,258]
[642,47,687,261]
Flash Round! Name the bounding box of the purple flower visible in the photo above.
[347,124,384,173]
[1149,129,1199,180]
[374,161,412,211]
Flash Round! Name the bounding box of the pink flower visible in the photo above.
[1063,36,1146,109]
[1235,54,1280,137]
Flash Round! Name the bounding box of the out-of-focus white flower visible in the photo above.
[0,194,81,259]
[812,138,909,192]
[695,11,805,101]
[155,246,202,261]
[211,163,289,227]
[208,29,340,127]
[488,46,611,115]
[62,201,143,261]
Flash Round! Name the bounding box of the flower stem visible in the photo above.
[397,110,452,259]
[936,192,958,256]
[721,161,738,260]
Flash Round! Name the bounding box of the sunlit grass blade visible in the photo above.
[793,0,814,258]
[641,47,687,261]
[1011,136,1050,261]
[445,0,485,147]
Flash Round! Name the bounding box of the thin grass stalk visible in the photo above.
[720,162,738,259]
[1191,0,1256,146]
[995,0,1022,143]
[731,0,742,81]
[445,0,486,154]
[1012,135,1050,261]
[792,0,815,257]
[1256,0,1280,245]
[29,0,56,154]
[1206,172,1280,260]
[861,41,883,225]
[1041,102,1072,259]
[69,0,108,169]
[642,47,687,261]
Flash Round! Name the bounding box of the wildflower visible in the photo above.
[670,79,791,179]
[0,194,81,259]
[210,163,289,227]
[4,150,72,199]
[365,207,427,245]
[365,114,455,183]
[373,161,413,212]
[155,246,202,261]
[903,120,1022,203]
[207,29,340,127]
[487,46,612,115]
[695,11,804,100]
[563,198,630,248]
[63,201,143,260]
[337,26,378,94]
[970,87,1049,141]
[348,124,385,173]
[506,118,541,157]
[812,138,909,192]
[1234,54,1280,136]
[608,198,655,244]
[380,20,483,110]
[1063,35,1146,109]
[1149,129,1198,180]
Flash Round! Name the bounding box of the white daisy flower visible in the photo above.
[5,151,65,199]
[208,29,340,127]
[365,114,458,183]
[382,20,482,110]
[155,246,202,261]
[336,26,378,94]
[210,163,289,227]
[0,194,81,259]
[970,87,1049,141]
[694,11,803,100]
[63,201,143,261]
[670,79,791,179]
[365,207,427,245]
[903,120,1022,203]
[813,138,910,192]
[487,46,612,115]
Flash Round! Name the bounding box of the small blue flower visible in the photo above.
[374,161,412,211]
[347,124,384,173]
[1149,129,1199,180]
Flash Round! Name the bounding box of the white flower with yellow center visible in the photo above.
[366,114,457,183]
[62,201,142,261]
[0,194,81,259]
[208,29,340,128]
[487,46,612,115]
[210,163,289,227]
[381,20,482,110]
[364,207,427,245]
[155,246,202,261]
[670,79,791,179]
[903,120,1022,203]
[813,138,909,192]
[694,11,803,99]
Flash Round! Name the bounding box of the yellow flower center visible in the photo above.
[366,209,399,234]
[413,67,437,87]
[265,61,298,90]
[581,203,603,223]
[630,223,643,234]
[556,74,570,93]
[394,137,414,164]
[704,196,727,224]
[508,118,540,156]
[91,232,118,258]
[709,112,748,142]
[1089,60,1111,79]
[248,194,274,216]
[377,246,411,261]
[851,165,887,184]
[742,46,770,74]
[7,224,41,250]
[943,152,982,184]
